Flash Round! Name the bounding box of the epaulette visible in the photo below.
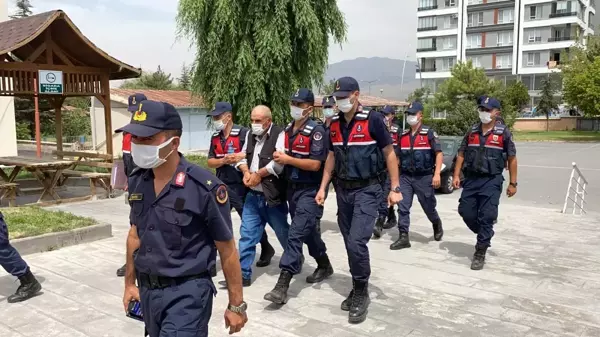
[355,109,370,121]
[230,127,241,136]
[186,165,220,191]
[129,167,146,177]
[285,121,293,132]
[493,124,505,135]
[401,129,410,135]
[301,121,316,136]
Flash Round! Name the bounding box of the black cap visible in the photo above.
[128,93,147,112]
[291,88,315,104]
[332,77,360,98]
[322,95,335,108]
[115,100,183,137]
[210,102,233,116]
[381,105,395,114]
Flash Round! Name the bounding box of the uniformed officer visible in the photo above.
[263,89,333,305]
[390,101,444,250]
[316,77,402,324]
[207,102,275,270]
[372,105,399,238]
[117,93,146,278]
[452,96,518,270]
[0,212,42,303]
[118,100,248,336]
[316,95,337,233]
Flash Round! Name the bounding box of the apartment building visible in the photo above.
[416,0,595,111]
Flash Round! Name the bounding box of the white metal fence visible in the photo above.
[562,162,588,215]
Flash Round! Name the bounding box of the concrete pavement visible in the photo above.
[0,194,599,336]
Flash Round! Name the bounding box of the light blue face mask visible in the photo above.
[323,108,335,118]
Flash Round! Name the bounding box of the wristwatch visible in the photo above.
[509,182,518,187]
[227,301,248,314]
[392,186,401,193]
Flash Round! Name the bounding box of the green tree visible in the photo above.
[177,0,347,125]
[407,87,431,103]
[178,63,192,90]
[502,81,530,112]
[319,79,337,95]
[62,110,92,138]
[10,0,33,19]
[562,37,600,116]
[120,66,174,90]
[428,99,479,136]
[537,75,559,131]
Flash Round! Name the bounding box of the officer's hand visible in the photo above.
[315,189,326,206]
[224,309,247,334]
[506,184,517,197]
[387,191,402,207]
[432,174,441,189]
[243,172,252,186]
[273,151,289,165]
[452,175,461,190]
[122,285,140,313]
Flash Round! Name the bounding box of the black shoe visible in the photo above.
[348,281,370,324]
[116,264,126,277]
[256,244,275,268]
[218,278,252,288]
[372,217,385,239]
[433,220,444,241]
[306,255,333,283]
[8,269,42,303]
[264,270,293,304]
[390,232,411,250]
[340,289,354,311]
[471,245,488,270]
[210,265,217,277]
[383,207,397,229]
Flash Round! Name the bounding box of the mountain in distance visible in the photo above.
[323,57,420,101]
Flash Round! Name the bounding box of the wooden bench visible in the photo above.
[54,151,114,200]
[0,183,18,207]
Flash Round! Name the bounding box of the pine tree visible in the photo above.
[120,65,174,90]
[177,0,347,125]
[537,75,559,131]
[178,63,191,90]
[10,0,33,19]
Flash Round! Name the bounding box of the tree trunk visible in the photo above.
[546,114,549,132]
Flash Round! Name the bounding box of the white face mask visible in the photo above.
[251,123,266,135]
[323,108,336,118]
[406,115,419,126]
[131,137,176,169]
[337,98,354,113]
[213,119,226,131]
[290,106,306,121]
[479,110,492,124]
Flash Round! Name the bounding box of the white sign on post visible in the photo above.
[38,70,64,94]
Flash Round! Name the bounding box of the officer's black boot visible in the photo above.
[432,219,444,241]
[383,207,397,229]
[116,264,126,277]
[7,269,42,303]
[340,279,355,311]
[470,245,488,270]
[264,270,293,304]
[348,280,370,324]
[372,216,385,239]
[390,231,411,250]
[256,234,275,268]
[306,255,334,283]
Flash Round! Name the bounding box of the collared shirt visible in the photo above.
[236,123,285,192]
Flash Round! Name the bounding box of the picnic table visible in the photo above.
[0,157,75,203]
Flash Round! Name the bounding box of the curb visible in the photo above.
[11,222,113,256]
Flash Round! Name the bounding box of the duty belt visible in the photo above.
[138,271,210,290]
[334,176,381,190]
[289,182,320,190]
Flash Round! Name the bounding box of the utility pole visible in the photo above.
[362,79,378,95]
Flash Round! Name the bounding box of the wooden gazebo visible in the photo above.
[0,10,141,159]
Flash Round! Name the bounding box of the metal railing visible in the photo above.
[562,162,588,215]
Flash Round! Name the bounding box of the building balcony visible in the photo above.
[547,60,562,69]
[417,47,437,52]
[417,66,437,73]
[467,0,515,12]
[466,45,514,55]
[417,26,438,32]
[549,11,578,19]
[466,22,514,33]
[548,36,576,42]
[418,5,438,11]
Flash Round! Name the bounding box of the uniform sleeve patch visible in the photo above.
[216,185,228,204]
[433,131,438,138]
[313,131,323,141]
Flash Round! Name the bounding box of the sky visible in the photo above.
[7,0,417,80]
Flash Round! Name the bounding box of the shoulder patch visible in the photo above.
[313,131,323,141]
[493,125,505,135]
[216,185,228,204]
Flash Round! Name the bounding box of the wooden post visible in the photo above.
[54,96,66,159]
[100,74,113,159]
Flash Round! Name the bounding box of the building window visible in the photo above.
[445,0,456,6]
[468,56,482,68]
[526,52,541,66]
[556,1,568,11]
[496,54,512,69]
[418,38,435,50]
[442,36,457,50]
[468,12,484,27]
[528,30,542,43]
[497,32,513,46]
[466,34,482,49]
[468,0,483,4]
[529,6,538,20]
[443,14,459,29]
[441,57,456,71]
[498,9,514,24]
[418,16,437,30]
[418,0,435,8]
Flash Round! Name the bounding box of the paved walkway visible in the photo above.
[0,194,599,336]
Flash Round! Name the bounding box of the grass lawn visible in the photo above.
[1,207,97,240]
[186,154,214,173]
[513,131,600,142]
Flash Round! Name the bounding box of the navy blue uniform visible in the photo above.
[396,125,442,232]
[129,156,233,337]
[329,107,391,282]
[280,119,328,274]
[0,212,29,279]
[458,122,516,247]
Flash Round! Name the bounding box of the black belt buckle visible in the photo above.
[148,275,161,289]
